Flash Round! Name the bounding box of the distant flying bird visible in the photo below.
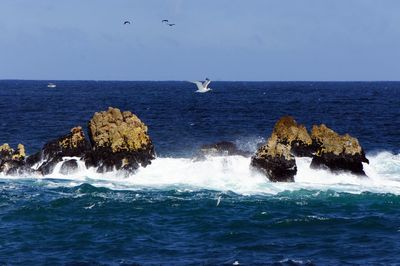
[190,78,211,93]
[84,203,96,210]
[123,21,131,25]
[162,19,169,23]
[216,195,222,206]
[167,23,175,27]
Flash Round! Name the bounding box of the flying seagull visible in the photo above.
[191,78,211,93]
[167,23,175,27]
[162,19,169,23]
[216,195,222,206]
[123,21,131,25]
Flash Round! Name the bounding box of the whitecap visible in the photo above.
[0,151,399,195]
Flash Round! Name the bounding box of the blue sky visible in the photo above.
[0,0,399,81]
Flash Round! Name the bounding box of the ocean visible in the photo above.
[0,80,399,265]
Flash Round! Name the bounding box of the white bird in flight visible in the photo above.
[216,195,222,206]
[191,78,212,93]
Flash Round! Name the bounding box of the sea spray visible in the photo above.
[1,152,399,195]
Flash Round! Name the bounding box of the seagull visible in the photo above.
[167,23,175,27]
[191,78,212,93]
[162,19,169,23]
[216,195,222,206]
[84,203,96,210]
[123,21,131,25]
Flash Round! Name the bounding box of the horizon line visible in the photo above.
[1,79,400,83]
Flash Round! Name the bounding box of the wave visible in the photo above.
[1,151,399,195]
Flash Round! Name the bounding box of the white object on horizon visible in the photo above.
[47,83,56,88]
[191,78,211,93]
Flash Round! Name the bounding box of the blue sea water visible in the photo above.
[0,80,399,265]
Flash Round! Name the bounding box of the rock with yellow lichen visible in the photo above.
[0,143,14,159]
[12,144,26,161]
[272,116,315,157]
[310,124,369,175]
[251,116,311,182]
[0,143,27,175]
[251,116,369,181]
[251,133,297,182]
[85,107,155,173]
[26,126,91,175]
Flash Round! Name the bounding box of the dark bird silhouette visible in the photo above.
[123,21,131,25]
[162,19,169,23]
[167,23,175,27]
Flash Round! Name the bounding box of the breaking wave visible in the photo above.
[1,151,399,195]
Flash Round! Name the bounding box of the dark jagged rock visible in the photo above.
[26,126,91,175]
[310,124,369,175]
[199,141,251,157]
[250,116,309,182]
[271,116,315,157]
[251,134,297,182]
[0,143,27,175]
[60,159,79,175]
[85,107,155,173]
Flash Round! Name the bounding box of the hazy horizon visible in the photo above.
[1,79,400,82]
[1,0,399,81]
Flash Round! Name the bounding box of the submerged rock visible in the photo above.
[85,107,155,173]
[310,124,369,175]
[199,141,251,157]
[60,159,79,175]
[251,134,297,182]
[26,126,91,175]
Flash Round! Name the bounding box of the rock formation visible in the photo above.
[251,116,311,182]
[1,107,155,176]
[251,133,297,182]
[60,159,79,175]
[310,124,369,175]
[85,107,155,173]
[251,116,369,182]
[0,143,27,175]
[26,126,91,175]
[199,141,251,157]
[271,116,314,157]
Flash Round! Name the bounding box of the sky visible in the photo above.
[0,0,399,81]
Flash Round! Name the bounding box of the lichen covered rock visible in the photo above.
[250,116,311,182]
[251,134,297,182]
[0,144,14,159]
[26,126,90,175]
[272,116,314,157]
[310,124,369,175]
[0,143,27,175]
[85,107,155,173]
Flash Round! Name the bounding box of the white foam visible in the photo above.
[1,152,399,195]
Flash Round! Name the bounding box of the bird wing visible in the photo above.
[191,81,204,91]
[202,79,211,88]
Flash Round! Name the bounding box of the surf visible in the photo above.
[1,151,399,196]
